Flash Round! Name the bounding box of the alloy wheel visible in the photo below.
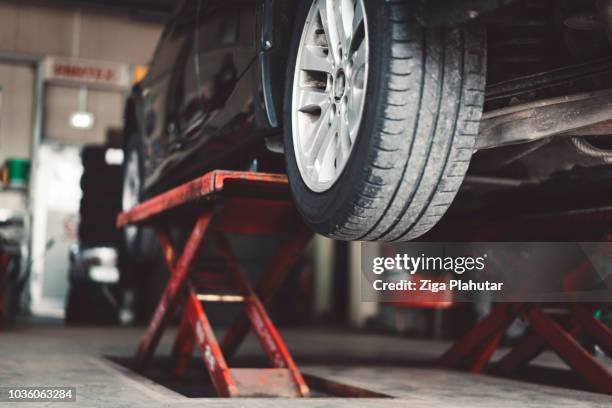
[292,0,369,192]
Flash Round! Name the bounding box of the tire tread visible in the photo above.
[284,0,487,242]
[336,2,486,241]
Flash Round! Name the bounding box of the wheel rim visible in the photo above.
[122,150,140,247]
[292,0,369,193]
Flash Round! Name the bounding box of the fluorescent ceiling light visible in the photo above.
[69,112,95,129]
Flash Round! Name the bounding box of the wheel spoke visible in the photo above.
[347,93,363,141]
[297,88,330,112]
[316,0,335,61]
[306,105,334,166]
[352,0,364,34]
[317,0,347,63]
[349,0,364,51]
[337,107,351,165]
[300,45,333,74]
[330,0,349,52]
[352,40,367,72]
[317,113,340,181]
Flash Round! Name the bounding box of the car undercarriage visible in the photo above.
[474,0,612,180]
[391,0,612,240]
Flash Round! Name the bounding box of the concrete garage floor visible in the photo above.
[0,323,611,407]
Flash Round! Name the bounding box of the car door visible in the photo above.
[179,0,261,166]
[138,0,199,188]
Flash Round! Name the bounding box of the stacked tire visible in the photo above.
[65,145,122,325]
[78,146,123,247]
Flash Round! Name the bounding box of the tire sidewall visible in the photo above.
[122,130,155,258]
[283,0,387,236]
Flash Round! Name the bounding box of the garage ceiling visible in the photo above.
[1,0,175,22]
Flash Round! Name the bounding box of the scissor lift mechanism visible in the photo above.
[440,303,612,394]
[117,170,312,397]
[439,242,612,395]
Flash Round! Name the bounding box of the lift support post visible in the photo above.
[440,303,612,395]
[117,170,312,397]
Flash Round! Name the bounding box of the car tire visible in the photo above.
[283,0,487,241]
[79,146,123,247]
[122,132,157,258]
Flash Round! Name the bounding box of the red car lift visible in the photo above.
[117,170,312,397]
[439,303,612,395]
[436,228,612,395]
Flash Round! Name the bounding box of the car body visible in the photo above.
[123,0,612,244]
[126,0,285,194]
[125,0,507,194]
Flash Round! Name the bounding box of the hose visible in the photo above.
[570,137,612,164]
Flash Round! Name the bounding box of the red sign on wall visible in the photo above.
[43,56,130,89]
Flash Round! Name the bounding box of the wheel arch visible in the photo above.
[259,0,300,131]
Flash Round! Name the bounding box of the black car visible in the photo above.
[122,0,612,254]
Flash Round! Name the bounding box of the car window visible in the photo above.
[146,2,197,81]
[197,5,256,51]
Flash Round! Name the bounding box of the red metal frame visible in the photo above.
[439,303,612,395]
[118,171,312,397]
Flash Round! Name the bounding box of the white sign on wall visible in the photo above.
[43,56,130,90]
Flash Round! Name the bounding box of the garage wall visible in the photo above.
[0,64,34,162]
[0,3,162,64]
[0,2,163,160]
[44,87,124,145]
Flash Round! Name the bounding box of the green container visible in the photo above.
[5,158,31,188]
